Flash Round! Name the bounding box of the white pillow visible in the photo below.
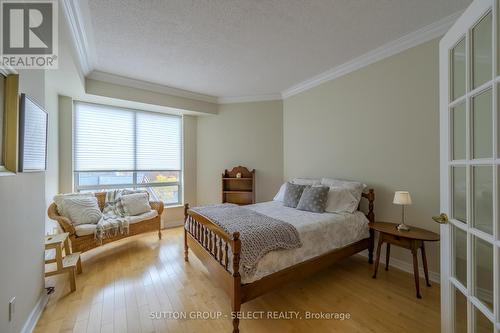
[321,178,366,201]
[62,196,102,225]
[324,186,360,213]
[119,192,151,216]
[292,178,321,185]
[273,183,287,202]
[53,192,93,217]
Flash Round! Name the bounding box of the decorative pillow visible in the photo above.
[296,186,330,213]
[62,196,102,225]
[105,189,149,216]
[292,178,321,185]
[119,192,151,216]
[320,178,366,206]
[53,192,93,217]
[283,182,307,208]
[324,186,360,213]
[273,183,287,202]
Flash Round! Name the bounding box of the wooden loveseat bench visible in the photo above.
[48,192,164,253]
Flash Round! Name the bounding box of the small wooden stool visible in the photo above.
[44,233,82,292]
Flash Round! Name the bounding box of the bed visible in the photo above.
[183,189,375,333]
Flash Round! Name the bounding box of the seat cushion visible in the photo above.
[128,209,158,224]
[74,210,158,237]
[74,224,97,236]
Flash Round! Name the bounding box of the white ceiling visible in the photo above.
[80,0,472,100]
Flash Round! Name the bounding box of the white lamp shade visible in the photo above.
[393,191,412,205]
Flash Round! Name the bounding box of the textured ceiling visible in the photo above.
[84,0,472,98]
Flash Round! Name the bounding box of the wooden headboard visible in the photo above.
[361,189,375,224]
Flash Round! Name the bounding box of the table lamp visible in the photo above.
[393,191,412,231]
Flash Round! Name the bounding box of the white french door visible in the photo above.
[440,0,499,332]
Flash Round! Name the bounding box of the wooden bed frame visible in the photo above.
[183,189,375,333]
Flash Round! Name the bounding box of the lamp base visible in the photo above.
[397,223,411,231]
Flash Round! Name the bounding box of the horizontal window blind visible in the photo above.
[74,102,181,172]
[137,112,181,170]
[20,96,48,171]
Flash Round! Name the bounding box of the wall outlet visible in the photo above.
[8,297,15,322]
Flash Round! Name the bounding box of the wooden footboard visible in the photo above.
[183,189,375,333]
[184,205,242,332]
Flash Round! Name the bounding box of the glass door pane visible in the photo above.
[472,90,493,159]
[452,103,466,160]
[452,38,466,101]
[453,226,467,285]
[472,12,492,89]
[473,236,493,310]
[474,307,493,333]
[472,166,493,234]
[453,166,467,223]
[454,287,468,333]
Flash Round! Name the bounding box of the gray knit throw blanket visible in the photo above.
[94,190,136,243]
[190,204,302,276]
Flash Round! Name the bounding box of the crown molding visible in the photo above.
[281,10,463,99]
[218,94,282,104]
[61,0,93,75]
[62,2,463,105]
[0,65,17,76]
[88,71,218,103]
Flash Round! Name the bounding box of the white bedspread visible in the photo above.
[241,201,369,283]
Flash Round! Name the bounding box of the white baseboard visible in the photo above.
[357,251,440,284]
[20,292,48,333]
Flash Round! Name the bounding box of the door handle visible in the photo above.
[432,213,449,224]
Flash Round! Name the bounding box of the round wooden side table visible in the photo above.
[369,222,440,299]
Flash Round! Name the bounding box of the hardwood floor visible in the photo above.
[35,227,440,333]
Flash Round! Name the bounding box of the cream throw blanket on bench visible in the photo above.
[94,190,144,243]
[190,204,302,276]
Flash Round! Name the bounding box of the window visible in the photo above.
[74,102,182,205]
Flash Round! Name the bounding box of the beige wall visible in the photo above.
[0,70,46,333]
[160,115,198,227]
[283,39,441,273]
[196,101,284,205]
[44,10,88,233]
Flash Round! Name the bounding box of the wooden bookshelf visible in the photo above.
[222,166,255,205]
